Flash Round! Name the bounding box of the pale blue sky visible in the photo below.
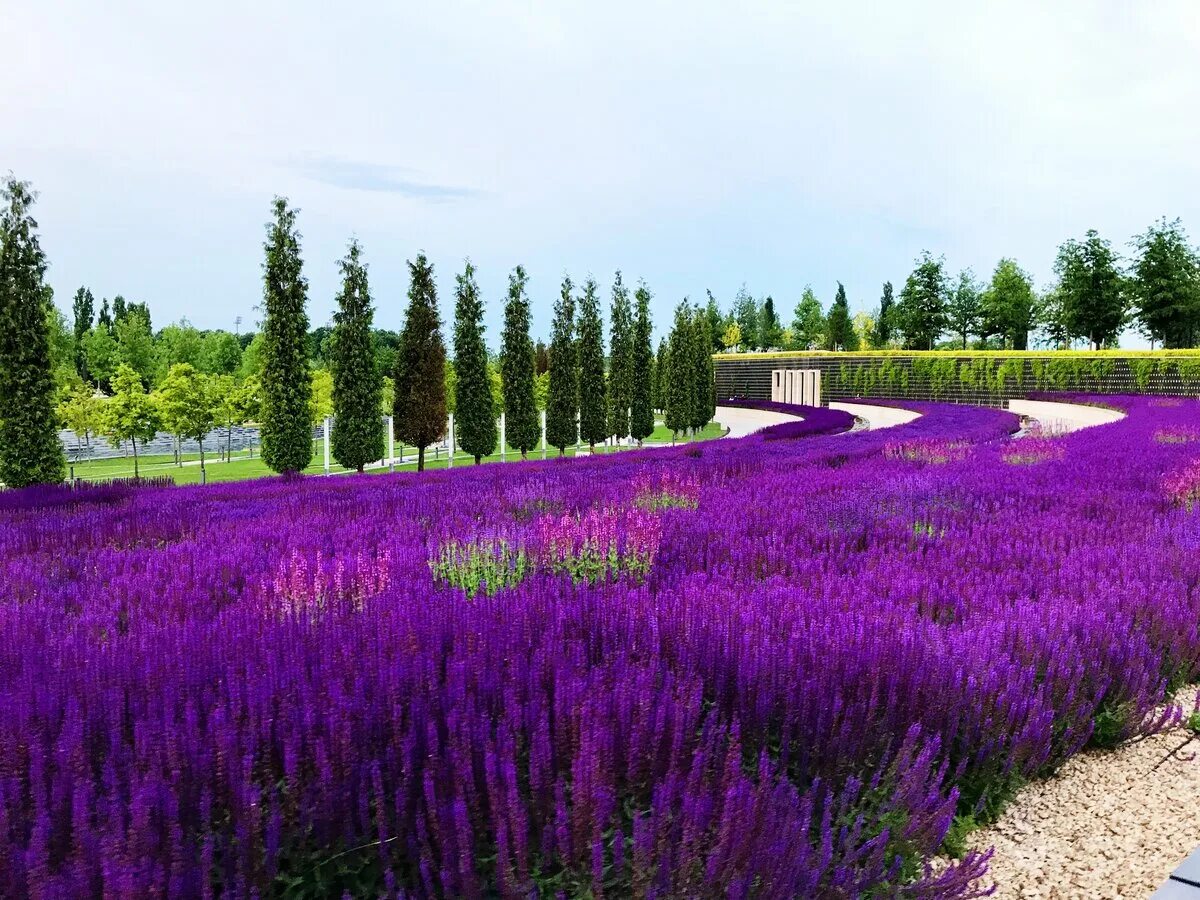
[4,1,1199,345]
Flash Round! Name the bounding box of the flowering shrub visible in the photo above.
[885,438,973,464]
[1001,436,1066,465]
[3,395,1198,897]
[1165,458,1200,509]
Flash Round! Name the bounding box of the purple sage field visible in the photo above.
[2,397,1199,897]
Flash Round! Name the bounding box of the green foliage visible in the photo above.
[451,260,497,464]
[897,251,949,350]
[114,306,156,384]
[0,178,66,487]
[1054,229,1126,349]
[759,295,784,348]
[982,258,1038,351]
[731,285,759,350]
[393,253,447,471]
[155,320,204,382]
[545,276,578,453]
[946,269,982,349]
[101,364,160,478]
[155,364,218,472]
[1130,218,1200,348]
[607,271,633,440]
[652,338,668,412]
[873,281,895,348]
[309,368,332,427]
[664,301,695,436]
[57,384,103,450]
[690,306,715,429]
[82,324,118,388]
[576,277,607,449]
[630,283,655,443]
[790,286,825,350]
[71,286,94,380]
[431,538,529,597]
[1130,358,1157,390]
[259,197,314,474]
[824,282,857,351]
[330,240,385,472]
[200,330,242,375]
[500,265,539,457]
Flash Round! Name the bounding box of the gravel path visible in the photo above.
[964,688,1200,899]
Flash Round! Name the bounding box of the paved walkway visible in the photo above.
[1007,399,1125,433]
[713,405,805,438]
[829,401,922,430]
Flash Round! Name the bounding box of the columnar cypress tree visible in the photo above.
[452,260,497,464]
[825,283,857,351]
[653,338,668,411]
[607,271,633,443]
[664,301,695,439]
[71,286,94,380]
[545,276,578,455]
[393,254,447,472]
[873,282,895,348]
[576,277,607,452]
[500,265,539,459]
[259,197,313,474]
[0,178,66,487]
[690,306,715,430]
[330,240,384,472]
[630,283,655,445]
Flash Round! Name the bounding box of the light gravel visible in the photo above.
[963,688,1200,899]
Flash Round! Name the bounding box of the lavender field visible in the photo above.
[2,397,1199,897]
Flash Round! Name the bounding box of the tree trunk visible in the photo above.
[357,464,364,473]
[474,455,481,465]
[132,438,140,480]
[521,450,528,461]
[417,445,426,472]
[199,440,205,485]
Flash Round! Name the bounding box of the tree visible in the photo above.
[1054,230,1126,349]
[872,282,896,348]
[607,271,633,443]
[534,339,550,375]
[545,276,578,454]
[721,321,742,350]
[156,364,217,479]
[71,286,94,380]
[790,287,825,350]
[732,286,759,350]
[576,276,607,452]
[57,383,102,454]
[825,282,858,351]
[1130,218,1200,348]
[199,330,242,374]
[500,265,539,459]
[897,252,949,349]
[114,306,155,384]
[690,306,715,431]
[97,297,112,330]
[852,311,875,351]
[83,325,118,390]
[704,291,724,350]
[259,197,313,474]
[653,337,668,411]
[101,364,160,479]
[630,283,655,445]
[450,260,496,465]
[947,269,983,349]
[664,301,696,438]
[393,253,447,472]
[759,296,784,348]
[330,240,385,472]
[0,178,65,487]
[982,259,1039,350]
[112,294,127,324]
[155,320,203,382]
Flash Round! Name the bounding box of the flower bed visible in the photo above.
[2,397,1197,897]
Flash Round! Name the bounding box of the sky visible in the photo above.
[4,1,1200,347]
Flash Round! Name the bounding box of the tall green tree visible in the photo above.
[982,259,1039,350]
[101,364,160,479]
[1054,230,1126,349]
[690,305,716,430]
[790,287,825,350]
[393,253,447,472]
[664,301,696,438]
[155,320,203,382]
[824,282,858,351]
[897,252,949,350]
[83,325,118,390]
[704,290,724,350]
[759,296,784,348]
[114,306,155,384]
[97,297,112,329]
[1130,218,1200,348]
[607,271,633,442]
[0,178,65,487]
[451,260,496,464]
[259,197,313,474]
[576,276,607,452]
[947,269,983,349]
[872,282,895,348]
[546,276,578,454]
[630,283,655,445]
[71,286,94,380]
[653,337,668,411]
[156,363,217,479]
[330,240,384,472]
[732,286,759,350]
[500,265,539,459]
[199,331,243,375]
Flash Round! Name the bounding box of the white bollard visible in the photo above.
[386,415,395,472]
[541,409,547,459]
[447,414,455,468]
[500,412,506,462]
[323,416,331,474]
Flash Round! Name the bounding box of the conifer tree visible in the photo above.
[653,337,668,411]
[607,271,633,443]
[873,281,895,348]
[825,282,858,351]
[630,283,655,445]
[71,286,94,380]
[546,276,578,454]
[664,301,695,439]
[259,197,313,474]
[393,253,447,471]
[500,265,539,458]
[452,260,496,464]
[690,306,716,430]
[897,253,949,350]
[0,178,66,487]
[759,296,784,348]
[330,240,384,472]
[577,276,607,451]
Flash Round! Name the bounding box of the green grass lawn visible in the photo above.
[66,420,729,486]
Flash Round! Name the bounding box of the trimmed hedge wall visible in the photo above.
[714,351,1200,407]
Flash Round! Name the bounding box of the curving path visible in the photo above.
[713,405,804,439]
[1007,399,1125,434]
[829,401,922,430]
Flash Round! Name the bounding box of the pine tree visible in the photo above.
[759,296,784,348]
[546,276,578,454]
[393,253,447,472]
[451,260,496,464]
[576,277,607,452]
[259,197,313,474]
[825,283,857,351]
[330,240,384,472]
[0,178,66,487]
[500,265,539,458]
[653,338,668,411]
[630,283,655,445]
[704,290,724,350]
[1130,218,1200,348]
[606,271,633,443]
[690,305,715,430]
[873,282,895,348]
[664,301,695,439]
[71,286,94,380]
[897,252,949,350]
